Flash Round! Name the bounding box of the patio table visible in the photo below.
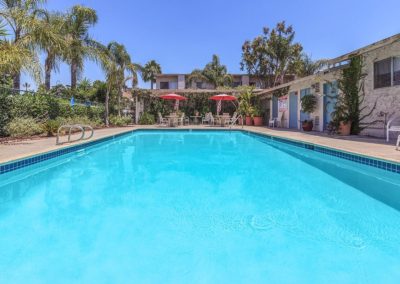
[190,116,202,125]
[165,115,178,127]
[215,115,230,127]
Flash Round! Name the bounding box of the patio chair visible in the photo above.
[386,116,400,142]
[269,112,284,128]
[397,135,400,151]
[202,112,214,125]
[226,112,238,125]
[158,112,167,126]
[178,113,189,126]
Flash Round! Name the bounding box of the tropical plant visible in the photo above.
[297,54,328,77]
[238,86,254,116]
[300,93,317,115]
[64,5,98,90]
[331,56,378,135]
[188,55,233,88]
[142,60,161,89]
[41,12,67,90]
[138,112,155,125]
[241,21,303,88]
[0,0,54,88]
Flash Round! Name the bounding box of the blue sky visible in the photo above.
[23,0,400,89]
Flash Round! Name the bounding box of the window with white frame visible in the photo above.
[374,57,400,89]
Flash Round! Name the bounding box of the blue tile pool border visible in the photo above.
[1,128,399,175]
[243,130,400,174]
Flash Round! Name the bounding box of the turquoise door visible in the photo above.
[289,91,298,129]
[300,88,311,121]
[323,82,338,130]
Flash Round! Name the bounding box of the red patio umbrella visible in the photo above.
[160,94,187,110]
[209,94,237,115]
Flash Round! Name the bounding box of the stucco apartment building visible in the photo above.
[154,74,264,90]
[258,34,400,138]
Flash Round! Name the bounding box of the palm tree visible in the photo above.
[142,60,161,89]
[0,0,51,89]
[41,12,67,90]
[64,5,98,90]
[297,54,328,77]
[98,41,139,125]
[188,54,232,88]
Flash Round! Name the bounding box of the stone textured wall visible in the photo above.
[359,41,400,138]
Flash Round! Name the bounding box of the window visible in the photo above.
[232,81,241,87]
[393,57,400,86]
[374,58,392,88]
[160,82,169,89]
[196,82,203,89]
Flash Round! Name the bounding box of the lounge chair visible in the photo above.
[386,116,400,142]
[158,112,167,126]
[396,135,400,150]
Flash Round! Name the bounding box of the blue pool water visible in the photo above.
[1,130,400,283]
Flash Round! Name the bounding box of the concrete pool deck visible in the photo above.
[0,125,399,164]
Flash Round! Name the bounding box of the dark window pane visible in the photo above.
[160,82,169,89]
[393,57,400,86]
[196,82,203,89]
[374,58,392,88]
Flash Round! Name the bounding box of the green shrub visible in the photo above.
[0,91,12,136]
[109,115,132,127]
[138,112,155,125]
[6,118,44,138]
[300,94,317,114]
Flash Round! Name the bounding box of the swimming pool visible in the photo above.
[1,130,400,283]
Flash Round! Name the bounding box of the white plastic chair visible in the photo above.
[158,112,167,126]
[202,112,214,125]
[396,135,400,150]
[226,112,238,125]
[386,116,400,142]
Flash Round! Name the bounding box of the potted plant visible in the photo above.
[300,93,317,131]
[238,86,255,126]
[252,107,263,126]
[330,102,352,135]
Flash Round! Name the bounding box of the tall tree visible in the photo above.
[241,21,303,88]
[188,54,232,88]
[0,0,51,89]
[64,5,98,90]
[142,60,161,89]
[297,54,327,77]
[41,12,67,90]
[98,41,139,124]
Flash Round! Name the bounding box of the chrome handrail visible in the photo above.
[230,114,244,129]
[56,124,94,145]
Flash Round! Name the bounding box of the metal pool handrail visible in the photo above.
[56,124,94,145]
[230,114,244,129]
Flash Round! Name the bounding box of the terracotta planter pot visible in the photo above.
[253,116,263,126]
[302,121,313,131]
[338,121,351,136]
[245,116,253,126]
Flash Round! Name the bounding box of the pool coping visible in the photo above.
[1,127,399,175]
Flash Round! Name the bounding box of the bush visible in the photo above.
[109,115,132,127]
[6,118,44,138]
[138,112,155,125]
[0,91,12,136]
[42,119,62,136]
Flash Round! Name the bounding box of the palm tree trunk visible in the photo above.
[71,62,78,90]
[45,55,52,91]
[105,87,110,127]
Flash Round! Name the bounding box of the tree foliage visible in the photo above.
[188,54,233,88]
[142,60,161,89]
[241,21,303,88]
